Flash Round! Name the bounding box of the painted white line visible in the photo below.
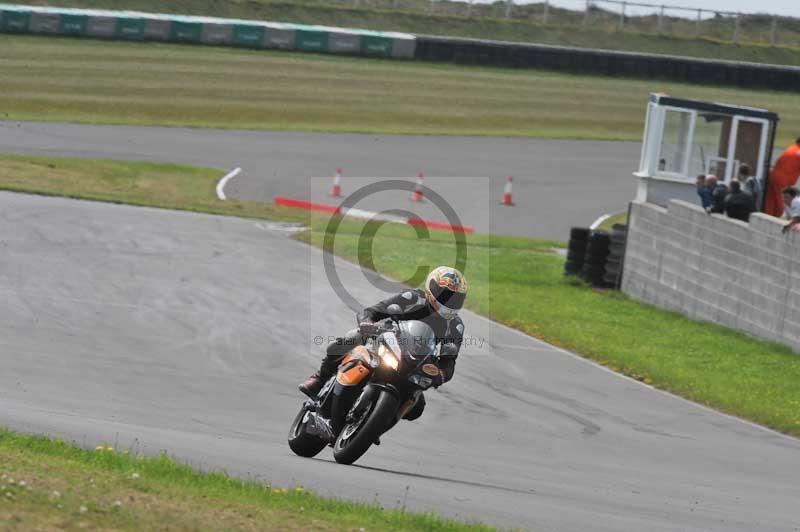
[253,221,305,233]
[590,213,612,230]
[341,207,408,224]
[215,167,241,201]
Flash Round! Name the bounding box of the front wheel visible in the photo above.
[333,390,398,465]
[288,407,327,458]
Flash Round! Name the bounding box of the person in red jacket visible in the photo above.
[764,138,800,217]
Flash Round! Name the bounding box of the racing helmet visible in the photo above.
[423,266,467,320]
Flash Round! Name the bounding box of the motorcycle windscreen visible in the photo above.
[383,331,403,360]
[397,320,436,359]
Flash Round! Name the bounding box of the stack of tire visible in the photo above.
[603,224,627,289]
[564,227,590,277]
[581,231,612,287]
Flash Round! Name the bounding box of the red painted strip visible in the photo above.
[274,196,340,214]
[273,196,473,233]
[408,218,474,234]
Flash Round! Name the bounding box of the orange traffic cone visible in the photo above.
[410,171,424,202]
[501,176,513,206]
[329,167,343,197]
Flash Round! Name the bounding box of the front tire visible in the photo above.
[333,391,398,465]
[288,407,327,458]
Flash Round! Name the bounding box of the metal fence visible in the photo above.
[320,0,799,47]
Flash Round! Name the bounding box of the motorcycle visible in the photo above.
[288,313,445,465]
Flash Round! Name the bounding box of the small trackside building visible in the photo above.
[634,93,778,210]
[622,94,800,354]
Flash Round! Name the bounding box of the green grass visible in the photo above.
[2,34,800,144]
[0,154,310,223]
[1,153,799,439]
[20,0,800,63]
[0,428,490,531]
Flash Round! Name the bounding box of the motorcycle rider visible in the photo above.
[299,266,468,411]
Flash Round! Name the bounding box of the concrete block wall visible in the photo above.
[622,199,800,353]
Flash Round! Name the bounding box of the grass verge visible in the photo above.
[2,34,800,144]
[2,154,798,441]
[0,154,309,223]
[22,0,800,64]
[0,429,489,531]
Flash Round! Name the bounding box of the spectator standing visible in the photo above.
[781,187,800,233]
[706,176,727,214]
[737,164,763,210]
[765,138,800,217]
[724,181,756,222]
[696,174,712,211]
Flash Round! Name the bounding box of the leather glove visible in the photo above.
[432,370,445,388]
[358,320,378,337]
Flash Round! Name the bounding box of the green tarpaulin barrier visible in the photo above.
[59,14,87,35]
[116,17,145,39]
[295,29,328,52]
[170,20,202,43]
[0,9,29,32]
[232,24,265,48]
[361,35,393,57]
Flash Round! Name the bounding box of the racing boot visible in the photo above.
[298,371,325,397]
[298,357,339,397]
[300,334,360,397]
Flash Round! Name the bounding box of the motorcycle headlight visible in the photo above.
[378,344,400,370]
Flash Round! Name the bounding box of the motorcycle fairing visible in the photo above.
[336,345,372,386]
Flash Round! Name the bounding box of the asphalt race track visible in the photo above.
[0,121,642,240]
[2,191,799,531]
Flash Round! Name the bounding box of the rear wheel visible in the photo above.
[333,391,398,465]
[288,407,327,458]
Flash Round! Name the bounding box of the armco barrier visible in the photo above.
[200,21,232,46]
[116,17,145,40]
[294,28,329,53]
[86,15,116,38]
[143,18,170,41]
[29,11,59,34]
[170,19,203,44]
[0,4,416,60]
[362,34,393,57]
[0,7,27,31]
[4,4,798,89]
[231,23,264,48]
[58,13,87,35]
[329,31,360,54]
[414,35,800,91]
[265,24,295,50]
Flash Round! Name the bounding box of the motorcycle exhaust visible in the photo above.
[305,412,335,444]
